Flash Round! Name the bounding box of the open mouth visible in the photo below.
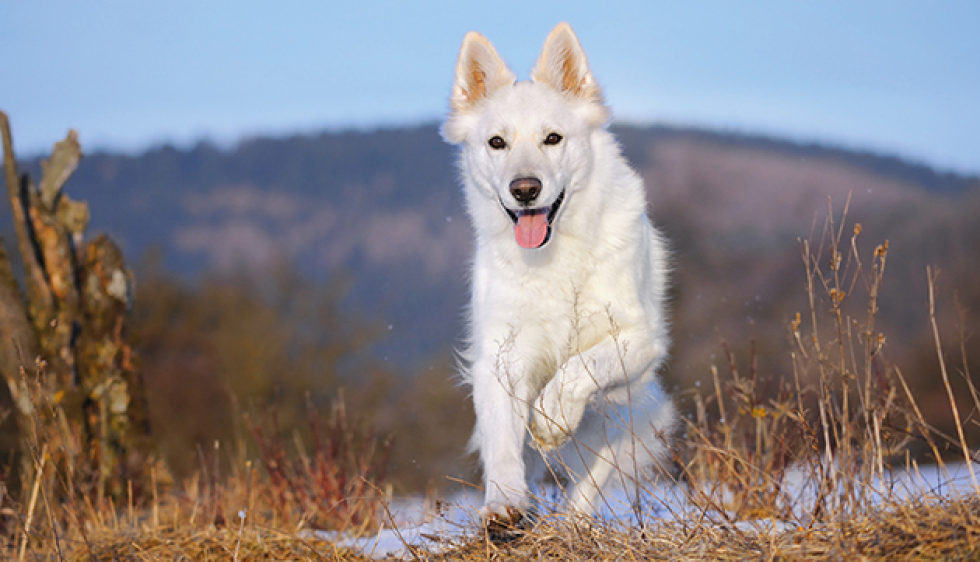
[502,189,565,249]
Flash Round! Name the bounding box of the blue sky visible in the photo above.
[3,1,979,174]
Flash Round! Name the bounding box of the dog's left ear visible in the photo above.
[532,23,610,124]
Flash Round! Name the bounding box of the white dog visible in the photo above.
[442,23,676,528]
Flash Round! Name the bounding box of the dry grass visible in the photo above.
[0,377,386,560]
[4,204,980,560]
[426,496,980,561]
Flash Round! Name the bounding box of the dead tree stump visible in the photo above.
[0,111,157,501]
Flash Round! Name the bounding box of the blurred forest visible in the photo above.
[2,123,979,494]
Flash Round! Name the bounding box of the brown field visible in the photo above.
[3,201,980,560]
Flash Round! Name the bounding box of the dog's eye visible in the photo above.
[488,136,507,150]
[544,132,563,146]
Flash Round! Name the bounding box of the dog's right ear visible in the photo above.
[443,32,515,144]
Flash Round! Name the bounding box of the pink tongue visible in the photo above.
[515,211,549,248]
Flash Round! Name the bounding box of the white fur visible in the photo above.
[442,23,677,520]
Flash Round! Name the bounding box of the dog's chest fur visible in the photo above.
[468,232,626,391]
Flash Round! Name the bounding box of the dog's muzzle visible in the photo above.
[501,187,565,249]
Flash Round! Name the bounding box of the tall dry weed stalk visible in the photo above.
[675,199,976,524]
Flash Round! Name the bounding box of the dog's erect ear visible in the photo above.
[450,32,516,114]
[532,23,609,123]
[443,32,516,144]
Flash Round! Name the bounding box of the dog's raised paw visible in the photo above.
[530,412,570,450]
[530,380,586,450]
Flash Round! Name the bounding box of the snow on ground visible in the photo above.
[317,461,980,559]
[313,491,482,558]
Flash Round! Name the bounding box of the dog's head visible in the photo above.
[442,23,610,250]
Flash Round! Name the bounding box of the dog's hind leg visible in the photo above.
[557,410,620,514]
[558,382,676,515]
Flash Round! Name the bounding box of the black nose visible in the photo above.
[509,177,542,204]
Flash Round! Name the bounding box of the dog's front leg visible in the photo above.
[531,330,663,450]
[471,355,534,523]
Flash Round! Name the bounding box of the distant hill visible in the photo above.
[6,123,979,382]
[614,125,978,197]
